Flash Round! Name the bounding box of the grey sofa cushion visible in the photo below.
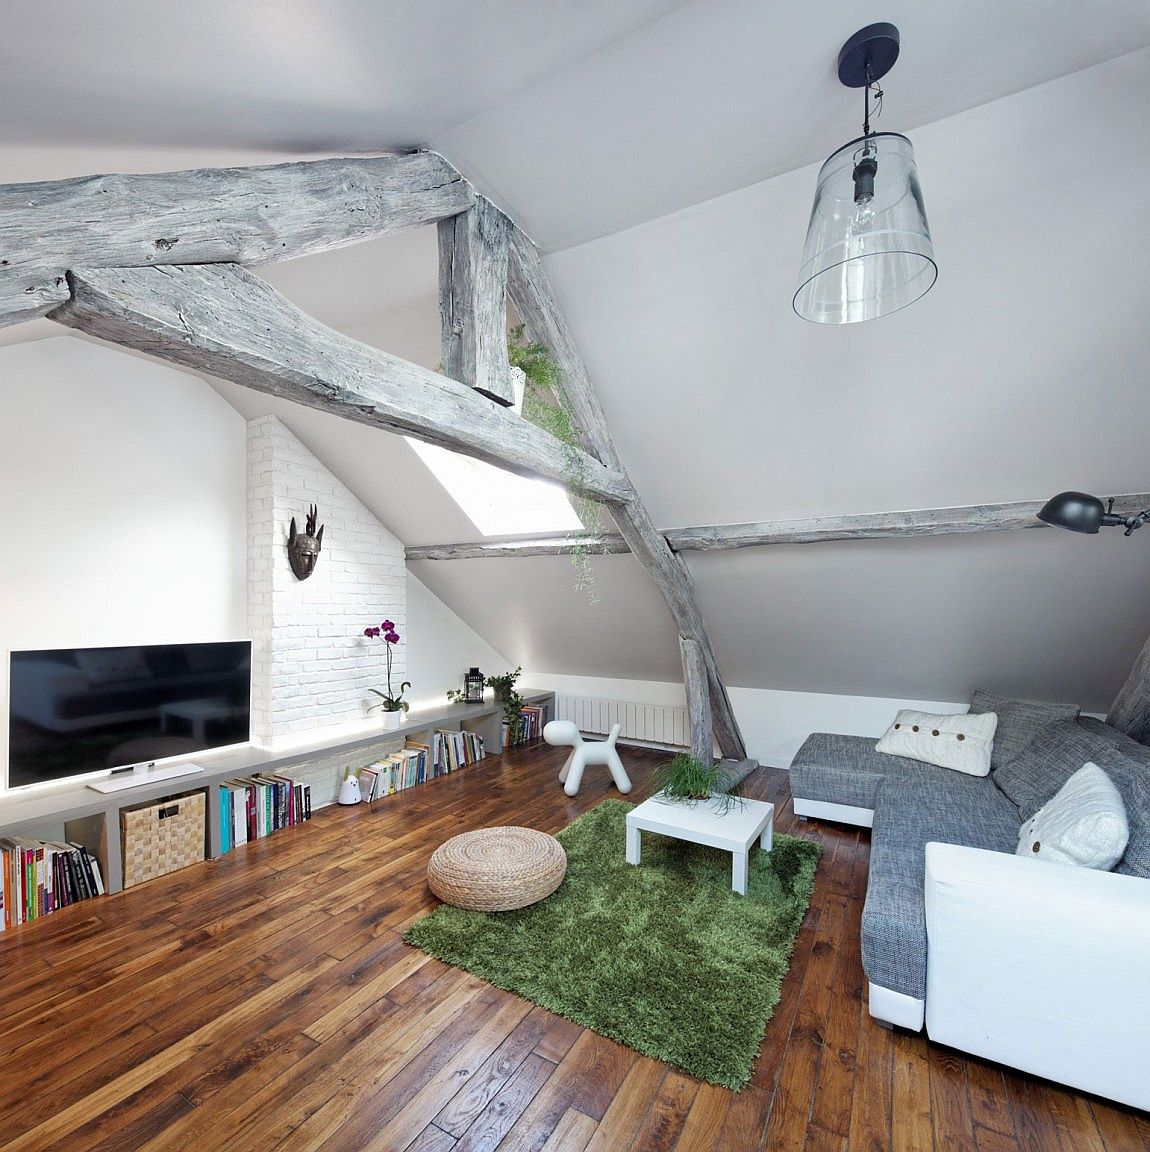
[970,689,1080,770]
[789,732,935,810]
[994,717,1150,878]
[861,773,1021,1000]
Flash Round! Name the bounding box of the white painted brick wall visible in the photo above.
[247,415,406,747]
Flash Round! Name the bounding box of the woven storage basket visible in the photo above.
[121,789,206,888]
[427,826,567,912]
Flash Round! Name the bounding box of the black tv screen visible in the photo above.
[8,641,251,789]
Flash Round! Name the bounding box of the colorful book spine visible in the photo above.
[0,838,105,927]
[220,788,232,854]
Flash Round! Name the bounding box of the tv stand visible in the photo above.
[88,761,206,794]
[0,691,554,896]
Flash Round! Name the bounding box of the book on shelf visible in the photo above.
[220,786,232,854]
[0,836,104,928]
[218,773,311,852]
[404,740,431,783]
[357,766,379,802]
[515,705,544,744]
[431,729,486,773]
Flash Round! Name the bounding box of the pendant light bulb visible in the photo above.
[851,141,878,231]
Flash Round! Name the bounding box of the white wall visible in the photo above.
[0,336,247,794]
[405,571,509,711]
[0,337,520,798]
[505,50,1150,710]
[526,670,965,768]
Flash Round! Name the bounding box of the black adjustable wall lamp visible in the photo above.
[1037,492,1150,537]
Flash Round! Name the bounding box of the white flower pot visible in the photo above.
[382,710,403,731]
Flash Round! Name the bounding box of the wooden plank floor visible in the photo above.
[1,743,1147,1151]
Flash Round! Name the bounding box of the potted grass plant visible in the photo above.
[653,754,744,815]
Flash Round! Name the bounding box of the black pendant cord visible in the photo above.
[862,75,883,139]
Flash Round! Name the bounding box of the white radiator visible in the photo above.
[554,695,688,749]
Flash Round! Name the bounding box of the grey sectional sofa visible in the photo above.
[789,696,1150,1110]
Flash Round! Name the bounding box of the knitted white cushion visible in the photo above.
[1017,763,1129,870]
[875,709,998,776]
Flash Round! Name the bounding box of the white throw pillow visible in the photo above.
[1017,763,1129,870]
[875,709,997,776]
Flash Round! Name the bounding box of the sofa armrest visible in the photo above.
[924,842,1150,1110]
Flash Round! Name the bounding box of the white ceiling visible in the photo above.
[3,6,1150,711]
[2,1,1149,249]
[0,1,689,155]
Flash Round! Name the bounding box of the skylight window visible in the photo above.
[407,438,583,537]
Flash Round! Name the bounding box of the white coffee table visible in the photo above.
[625,792,775,895]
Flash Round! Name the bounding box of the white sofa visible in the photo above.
[924,842,1150,1110]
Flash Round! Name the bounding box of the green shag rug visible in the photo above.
[404,799,821,1089]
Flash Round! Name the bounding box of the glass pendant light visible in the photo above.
[793,23,937,324]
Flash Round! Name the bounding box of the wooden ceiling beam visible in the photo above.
[0,152,472,329]
[408,535,630,560]
[0,269,70,327]
[438,196,516,406]
[507,225,748,762]
[405,493,1150,559]
[48,264,633,503]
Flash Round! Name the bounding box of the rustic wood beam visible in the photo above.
[1106,633,1150,744]
[506,225,747,761]
[668,496,1150,550]
[438,196,515,406]
[48,264,632,503]
[0,152,473,329]
[405,493,1150,559]
[680,638,715,765]
[408,535,629,560]
[0,268,70,327]
[506,228,618,467]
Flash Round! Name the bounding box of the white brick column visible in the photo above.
[246,415,405,746]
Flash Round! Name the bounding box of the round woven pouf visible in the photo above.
[427,826,567,912]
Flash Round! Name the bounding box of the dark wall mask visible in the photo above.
[288,504,325,580]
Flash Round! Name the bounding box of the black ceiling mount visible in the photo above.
[837,22,900,88]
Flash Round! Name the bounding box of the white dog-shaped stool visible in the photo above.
[543,720,632,797]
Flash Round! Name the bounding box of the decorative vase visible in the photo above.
[338,776,362,805]
[382,710,403,731]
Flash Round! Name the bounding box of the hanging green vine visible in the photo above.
[508,325,606,602]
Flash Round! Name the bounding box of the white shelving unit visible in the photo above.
[0,691,554,896]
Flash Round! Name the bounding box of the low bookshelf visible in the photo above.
[0,691,555,900]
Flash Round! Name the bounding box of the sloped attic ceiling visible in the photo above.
[2,4,1150,713]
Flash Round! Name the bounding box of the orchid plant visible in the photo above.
[363,619,411,713]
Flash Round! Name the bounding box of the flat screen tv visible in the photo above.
[8,641,251,789]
